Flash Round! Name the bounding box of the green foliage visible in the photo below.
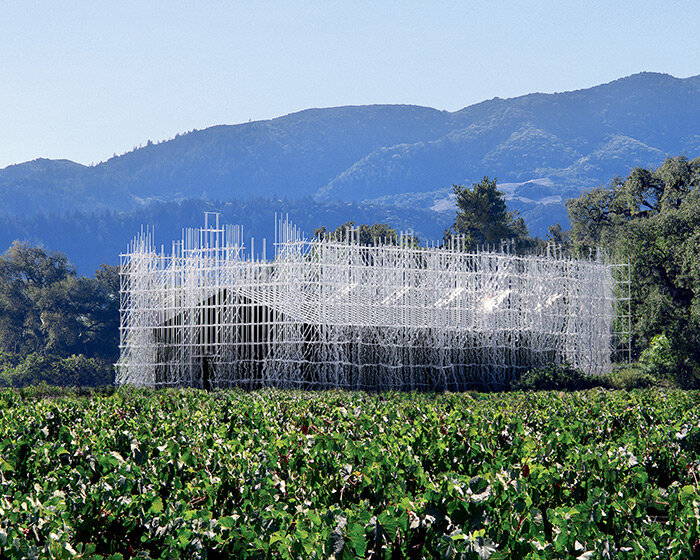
[514,362,660,392]
[1,388,700,558]
[639,334,679,379]
[0,242,118,387]
[0,241,74,355]
[0,353,115,388]
[445,177,534,251]
[605,364,658,390]
[567,155,700,386]
[313,221,418,246]
[0,242,119,369]
[511,363,600,391]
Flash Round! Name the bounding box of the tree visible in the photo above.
[35,271,119,360]
[445,177,530,250]
[0,242,120,362]
[92,264,121,359]
[314,221,418,246]
[0,241,74,354]
[545,223,570,248]
[567,155,700,385]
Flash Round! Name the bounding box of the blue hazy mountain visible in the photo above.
[1,72,698,271]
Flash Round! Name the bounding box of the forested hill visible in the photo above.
[0,72,698,272]
[0,105,453,214]
[3,72,699,213]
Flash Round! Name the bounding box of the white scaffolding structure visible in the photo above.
[117,214,628,390]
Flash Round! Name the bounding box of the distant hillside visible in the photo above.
[0,72,698,270]
[0,198,447,274]
[0,105,454,213]
[320,73,699,204]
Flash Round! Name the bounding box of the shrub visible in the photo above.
[511,362,600,391]
[635,333,700,388]
[639,334,677,378]
[604,363,658,389]
[2,353,115,388]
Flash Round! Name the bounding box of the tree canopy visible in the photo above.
[445,177,530,250]
[313,221,416,246]
[0,242,119,386]
[567,155,700,385]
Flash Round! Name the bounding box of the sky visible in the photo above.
[1,1,699,169]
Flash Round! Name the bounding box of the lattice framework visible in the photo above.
[117,214,628,390]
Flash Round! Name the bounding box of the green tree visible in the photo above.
[567,155,700,385]
[314,221,418,246]
[0,242,120,362]
[0,241,74,354]
[91,264,121,360]
[35,271,119,360]
[445,177,530,250]
[545,223,571,250]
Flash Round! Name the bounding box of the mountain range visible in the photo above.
[1,71,698,272]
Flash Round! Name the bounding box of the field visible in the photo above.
[1,388,699,559]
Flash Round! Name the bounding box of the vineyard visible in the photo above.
[1,387,700,559]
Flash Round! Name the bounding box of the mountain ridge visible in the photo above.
[1,71,699,271]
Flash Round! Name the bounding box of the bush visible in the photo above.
[5,388,700,557]
[1,353,114,388]
[636,333,700,388]
[604,363,658,389]
[511,362,600,391]
[639,334,677,378]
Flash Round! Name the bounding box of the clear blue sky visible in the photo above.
[1,1,698,169]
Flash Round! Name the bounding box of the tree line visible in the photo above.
[0,154,697,387]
